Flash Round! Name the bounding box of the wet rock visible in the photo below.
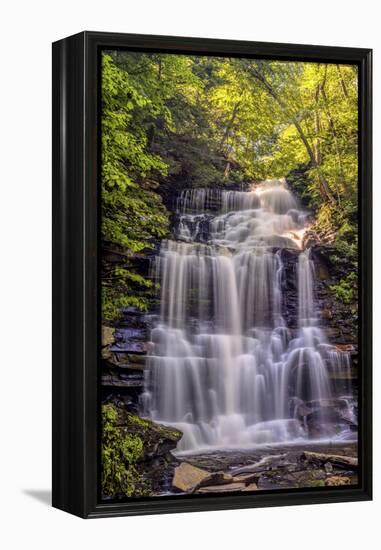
[231,453,288,475]
[302,451,358,470]
[101,374,113,385]
[303,397,358,436]
[172,463,233,493]
[165,442,358,494]
[104,394,138,411]
[328,368,357,381]
[294,402,315,418]
[325,476,352,486]
[122,414,181,454]
[305,407,342,427]
[279,242,356,341]
[182,452,261,473]
[340,410,358,426]
[196,482,247,494]
[111,341,148,354]
[108,326,149,361]
[107,353,147,367]
[173,463,210,492]
[232,472,260,485]
[127,354,147,365]
[324,328,341,339]
[103,351,148,376]
[117,363,145,372]
[101,373,144,388]
[257,467,328,490]
[320,308,333,320]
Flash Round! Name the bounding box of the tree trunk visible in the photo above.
[320,72,349,197]
[224,160,231,179]
[249,66,335,204]
[220,101,241,148]
[336,65,349,99]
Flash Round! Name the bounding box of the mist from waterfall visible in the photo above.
[142,180,355,452]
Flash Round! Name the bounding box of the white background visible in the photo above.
[0,0,378,548]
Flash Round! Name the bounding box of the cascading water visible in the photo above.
[142,179,356,452]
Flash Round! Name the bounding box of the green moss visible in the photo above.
[101,404,149,498]
[101,405,182,498]
[126,413,150,428]
[330,271,357,307]
[313,201,358,312]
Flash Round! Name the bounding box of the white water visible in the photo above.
[142,179,355,452]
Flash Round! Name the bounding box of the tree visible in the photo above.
[101,52,359,320]
[101,54,170,320]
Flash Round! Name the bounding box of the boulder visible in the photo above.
[232,472,260,485]
[101,404,182,499]
[172,463,233,493]
[325,476,352,486]
[173,463,211,492]
[302,451,358,470]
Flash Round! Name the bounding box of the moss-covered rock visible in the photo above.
[102,404,182,499]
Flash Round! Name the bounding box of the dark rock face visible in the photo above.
[285,167,358,348]
[280,246,357,345]
[174,213,213,243]
[111,327,149,354]
[301,400,357,439]
[101,309,152,407]
[279,246,358,395]
[102,404,183,499]
[312,246,358,346]
[279,248,300,329]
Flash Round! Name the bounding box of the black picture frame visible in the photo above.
[52,31,372,519]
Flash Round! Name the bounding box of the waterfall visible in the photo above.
[142,179,355,452]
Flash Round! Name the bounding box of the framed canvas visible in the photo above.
[52,31,372,518]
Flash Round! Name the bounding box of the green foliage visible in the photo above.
[329,215,358,309]
[312,199,358,310]
[101,52,358,321]
[330,272,358,306]
[102,54,170,320]
[102,404,147,498]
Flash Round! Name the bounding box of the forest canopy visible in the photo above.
[101,51,358,321]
